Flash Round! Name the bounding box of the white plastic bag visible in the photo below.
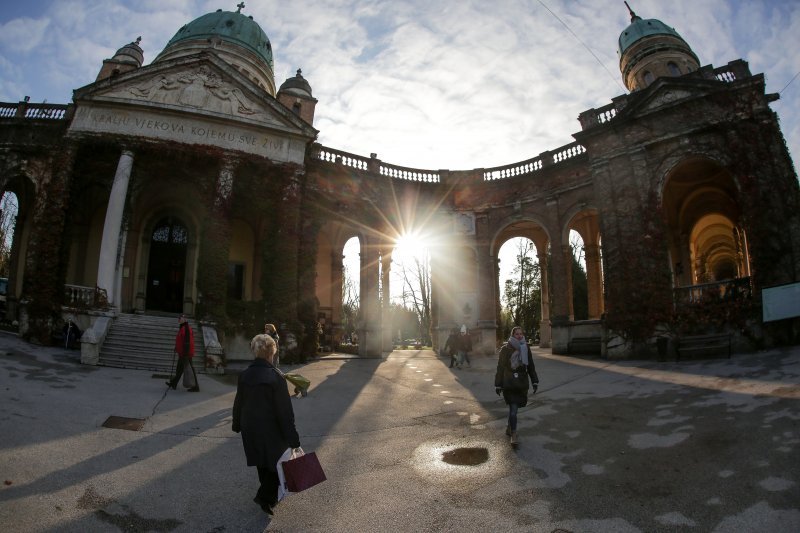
[276,446,305,501]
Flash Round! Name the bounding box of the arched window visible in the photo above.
[292,102,302,116]
[643,71,655,86]
[667,62,681,76]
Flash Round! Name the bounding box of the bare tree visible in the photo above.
[395,249,431,343]
[0,192,18,277]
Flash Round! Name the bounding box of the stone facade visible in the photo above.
[0,9,798,360]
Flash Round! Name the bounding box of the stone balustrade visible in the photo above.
[483,141,586,181]
[379,163,440,183]
[0,101,71,120]
[64,284,109,309]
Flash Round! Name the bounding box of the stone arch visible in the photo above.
[492,216,553,347]
[563,207,604,320]
[661,156,747,289]
[0,170,37,321]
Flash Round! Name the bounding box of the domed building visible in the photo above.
[0,6,797,367]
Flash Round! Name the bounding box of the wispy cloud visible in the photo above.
[0,0,797,171]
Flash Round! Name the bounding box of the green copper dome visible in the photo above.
[618,16,685,56]
[163,9,273,70]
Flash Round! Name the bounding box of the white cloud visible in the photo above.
[0,17,50,53]
[0,0,797,169]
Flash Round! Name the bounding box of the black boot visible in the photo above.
[165,381,176,390]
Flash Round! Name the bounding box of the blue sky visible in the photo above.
[1,0,798,171]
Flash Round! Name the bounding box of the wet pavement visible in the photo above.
[0,331,798,532]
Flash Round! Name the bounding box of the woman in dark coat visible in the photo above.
[494,326,539,445]
[232,334,300,515]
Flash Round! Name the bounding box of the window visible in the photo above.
[643,71,655,86]
[667,62,681,76]
[227,263,245,300]
[292,102,302,116]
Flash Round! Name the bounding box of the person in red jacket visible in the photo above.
[167,314,199,392]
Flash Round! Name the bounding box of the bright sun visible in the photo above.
[394,232,425,263]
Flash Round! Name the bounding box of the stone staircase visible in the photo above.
[98,313,207,373]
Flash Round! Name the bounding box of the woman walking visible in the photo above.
[495,326,539,444]
[232,334,301,515]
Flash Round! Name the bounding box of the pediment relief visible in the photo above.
[96,64,284,128]
[640,88,694,112]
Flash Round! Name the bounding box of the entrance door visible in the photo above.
[146,217,188,313]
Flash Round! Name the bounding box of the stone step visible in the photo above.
[99,313,208,373]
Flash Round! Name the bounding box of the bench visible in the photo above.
[568,336,602,355]
[676,333,731,361]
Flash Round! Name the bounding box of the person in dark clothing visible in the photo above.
[443,328,458,368]
[264,323,280,367]
[456,325,472,368]
[494,326,539,445]
[166,314,198,392]
[232,334,301,515]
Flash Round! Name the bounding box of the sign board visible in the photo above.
[762,282,800,322]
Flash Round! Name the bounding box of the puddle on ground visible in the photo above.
[441,447,489,466]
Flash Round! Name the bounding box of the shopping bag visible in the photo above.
[182,360,197,389]
[285,373,310,397]
[281,451,326,492]
[273,367,311,397]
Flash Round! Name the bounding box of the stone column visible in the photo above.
[549,242,571,354]
[584,243,604,319]
[197,157,236,319]
[563,245,575,321]
[97,149,134,307]
[4,207,26,321]
[358,236,382,357]
[381,248,393,353]
[475,243,498,355]
[537,250,552,348]
[331,252,344,344]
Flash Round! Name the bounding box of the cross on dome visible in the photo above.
[236,2,245,13]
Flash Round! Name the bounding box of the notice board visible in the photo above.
[762,282,800,322]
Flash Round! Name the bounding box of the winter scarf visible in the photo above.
[508,335,529,369]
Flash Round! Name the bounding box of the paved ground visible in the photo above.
[0,331,798,532]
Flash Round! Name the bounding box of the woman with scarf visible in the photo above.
[494,326,539,444]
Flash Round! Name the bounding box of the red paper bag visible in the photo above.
[282,451,326,492]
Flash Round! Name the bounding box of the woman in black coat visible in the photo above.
[232,334,300,515]
[494,326,539,445]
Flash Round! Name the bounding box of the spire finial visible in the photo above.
[236,2,245,13]
[624,1,640,22]
[135,36,142,45]
[296,68,302,77]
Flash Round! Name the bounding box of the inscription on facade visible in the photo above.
[69,106,301,163]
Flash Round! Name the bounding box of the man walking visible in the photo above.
[167,314,199,392]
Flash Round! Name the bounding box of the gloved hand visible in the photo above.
[531,382,538,394]
[495,387,502,396]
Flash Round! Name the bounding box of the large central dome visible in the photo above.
[154,9,276,95]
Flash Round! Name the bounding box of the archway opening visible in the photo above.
[498,236,542,343]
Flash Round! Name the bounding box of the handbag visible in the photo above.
[281,450,327,492]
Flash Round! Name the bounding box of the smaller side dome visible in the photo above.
[113,37,145,67]
[617,5,700,92]
[96,36,144,81]
[618,17,683,57]
[279,69,313,97]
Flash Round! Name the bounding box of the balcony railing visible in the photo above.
[483,142,586,181]
[64,284,110,309]
[0,101,71,120]
[673,277,752,306]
